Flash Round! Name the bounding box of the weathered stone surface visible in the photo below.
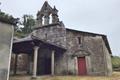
[10,1,112,76]
[65,30,112,76]
[36,1,59,27]
[34,22,66,48]
[0,22,14,80]
[11,18,112,76]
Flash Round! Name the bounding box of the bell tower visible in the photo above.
[36,1,59,27]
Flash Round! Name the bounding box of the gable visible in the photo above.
[66,28,112,54]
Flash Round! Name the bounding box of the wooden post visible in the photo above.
[14,54,18,75]
[32,46,39,78]
[51,50,55,76]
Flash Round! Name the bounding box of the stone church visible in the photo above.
[10,1,112,77]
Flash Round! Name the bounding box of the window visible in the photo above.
[42,16,44,25]
[78,37,82,44]
[45,33,47,39]
[49,14,52,24]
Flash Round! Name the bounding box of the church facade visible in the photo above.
[11,1,112,77]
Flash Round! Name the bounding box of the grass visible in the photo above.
[9,72,120,80]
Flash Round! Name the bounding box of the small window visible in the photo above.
[78,37,82,44]
[49,14,52,24]
[45,33,47,39]
[42,16,44,25]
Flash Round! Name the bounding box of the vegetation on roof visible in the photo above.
[0,11,19,25]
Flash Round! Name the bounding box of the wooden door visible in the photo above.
[77,57,87,75]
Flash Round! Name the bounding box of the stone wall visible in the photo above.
[66,30,112,76]
[33,22,67,75]
[66,30,83,75]
[0,22,14,80]
[101,38,112,76]
[10,22,112,76]
[83,36,106,75]
[33,23,66,48]
[10,54,29,75]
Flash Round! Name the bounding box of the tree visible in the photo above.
[21,15,35,35]
[14,14,35,38]
[112,56,120,71]
[0,11,19,25]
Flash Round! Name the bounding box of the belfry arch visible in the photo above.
[36,1,59,27]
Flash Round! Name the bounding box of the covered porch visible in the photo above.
[11,36,66,78]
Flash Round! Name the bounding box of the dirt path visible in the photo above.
[9,72,120,80]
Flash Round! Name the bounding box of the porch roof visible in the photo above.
[12,35,66,54]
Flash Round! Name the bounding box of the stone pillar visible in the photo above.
[14,54,18,75]
[51,50,55,75]
[37,18,42,26]
[86,56,92,75]
[52,6,59,23]
[44,13,49,25]
[52,14,59,23]
[37,14,42,26]
[74,57,78,75]
[32,46,39,78]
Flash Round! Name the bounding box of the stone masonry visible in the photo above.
[11,1,112,76]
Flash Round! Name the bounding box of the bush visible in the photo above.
[112,56,120,71]
[0,11,18,25]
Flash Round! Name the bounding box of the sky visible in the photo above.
[0,0,120,56]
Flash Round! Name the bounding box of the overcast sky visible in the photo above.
[0,0,120,56]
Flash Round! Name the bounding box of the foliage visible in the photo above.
[0,11,19,25]
[112,56,120,71]
[0,11,35,38]
[14,15,35,38]
[0,11,21,37]
[21,15,35,34]
[14,30,26,38]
